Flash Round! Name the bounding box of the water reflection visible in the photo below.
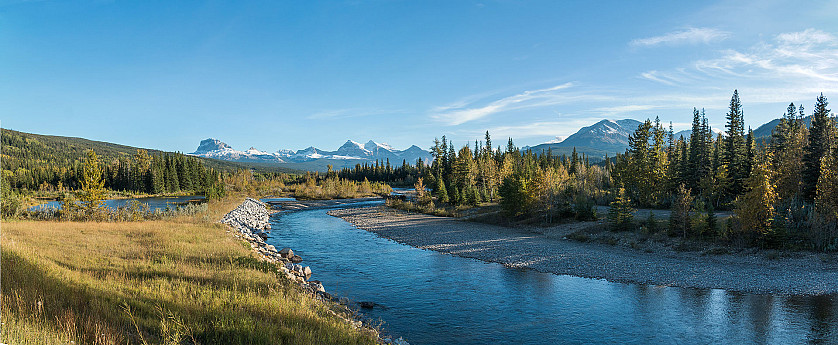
[29,195,205,212]
[267,206,837,344]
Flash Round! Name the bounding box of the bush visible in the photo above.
[1,187,21,219]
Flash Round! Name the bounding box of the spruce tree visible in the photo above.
[802,93,832,202]
[436,175,449,204]
[722,90,747,202]
[608,187,634,231]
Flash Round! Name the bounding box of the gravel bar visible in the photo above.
[329,206,838,296]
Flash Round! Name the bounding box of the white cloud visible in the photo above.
[695,29,838,83]
[630,27,730,47]
[432,83,576,125]
[641,28,838,100]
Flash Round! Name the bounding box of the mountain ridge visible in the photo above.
[189,138,433,169]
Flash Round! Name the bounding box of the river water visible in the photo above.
[30,195,205,212]
[265,201,837,344]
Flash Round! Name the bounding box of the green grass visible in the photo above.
[1,196,377,345]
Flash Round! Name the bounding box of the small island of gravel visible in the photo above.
[329,206,838,296]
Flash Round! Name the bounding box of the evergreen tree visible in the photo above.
[608,187,634,231]
[722,90,747,203]
[772,103,807,202]
[436,174,449,204]
[802,93,833,202]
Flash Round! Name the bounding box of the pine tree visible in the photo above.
[722,90,747,203]
[772,103,807,202]
[802,93,832,202]
[608,187,634,231]
[436,174,449,204]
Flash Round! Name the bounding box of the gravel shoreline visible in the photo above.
[329,206,838,296]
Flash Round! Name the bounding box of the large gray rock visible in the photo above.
[279,247,294,258]
[309,281,325,293]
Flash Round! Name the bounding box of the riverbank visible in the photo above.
[329,206,838,295]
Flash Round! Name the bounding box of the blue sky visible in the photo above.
[2,0,837,153]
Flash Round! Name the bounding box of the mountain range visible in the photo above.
[189,114,814,169]
[190,138,433,170]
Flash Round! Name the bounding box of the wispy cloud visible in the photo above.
[432,83,575,125]
[630,27,730,47]
[640,28,838,100]
[484,118,604,140]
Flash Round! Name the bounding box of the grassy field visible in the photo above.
[0,196,377,345]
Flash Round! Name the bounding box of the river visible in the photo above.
[30,195,205,212]
[266,201,837,344]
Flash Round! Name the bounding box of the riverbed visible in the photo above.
[266,201,837,344]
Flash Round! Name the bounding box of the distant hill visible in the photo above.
[751,115,814,139]
[673,127,725,140]
[0,128,299,176]
[528,119,641,158]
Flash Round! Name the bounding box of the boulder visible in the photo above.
[359,301,375,309]
[279,248,294,258]
[265,245,277,252]
[290,255,303,263]
[302,266,312,280]
[309,282,325,293]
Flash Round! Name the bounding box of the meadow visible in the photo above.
[0,195,377,345]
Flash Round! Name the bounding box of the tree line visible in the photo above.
[3,147,224,198]
[349,91,838,250]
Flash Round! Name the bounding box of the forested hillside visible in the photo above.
[0,128,297,192]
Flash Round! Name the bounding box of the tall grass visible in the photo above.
[1,195,376,345]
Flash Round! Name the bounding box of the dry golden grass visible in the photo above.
[1,195,376,345]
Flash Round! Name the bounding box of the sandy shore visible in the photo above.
[329,206,838,296]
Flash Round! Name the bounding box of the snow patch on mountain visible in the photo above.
[190,138,432,165]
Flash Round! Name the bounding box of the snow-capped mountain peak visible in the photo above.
[189,139,285,163]
[189,138,432,169]
[364,140,395,152]
[193,138,232,154]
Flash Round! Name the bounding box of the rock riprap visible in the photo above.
[221,198,408,344]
